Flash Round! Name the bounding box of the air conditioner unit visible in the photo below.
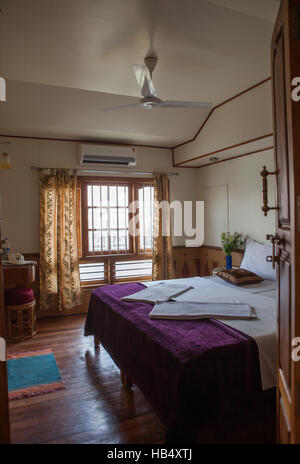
[79,144,136,167]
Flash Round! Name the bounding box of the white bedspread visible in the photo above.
[144,276,277,390]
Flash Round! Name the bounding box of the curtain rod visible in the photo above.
[30,166,179,176]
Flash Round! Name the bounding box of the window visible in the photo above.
[85,183,131,255]
[115,259,152,281]
[77,177,154,285]
[79,262,106,284]
[138,184,154,251]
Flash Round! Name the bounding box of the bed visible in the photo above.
[84,275,277,443]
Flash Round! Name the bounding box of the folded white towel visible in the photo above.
[121,282,193,304]
[149,300,256,320]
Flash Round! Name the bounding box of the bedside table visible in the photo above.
[212,266,239,276]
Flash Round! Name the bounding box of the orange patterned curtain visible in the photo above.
[152,172,175,280]
[39,169,82,311]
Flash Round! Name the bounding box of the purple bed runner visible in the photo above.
[84,282,262,432]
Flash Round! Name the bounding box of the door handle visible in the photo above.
[266,234,283,269]
[261,166,279,217]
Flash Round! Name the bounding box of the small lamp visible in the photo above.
[0,152,11,169]
[0,142,11,169]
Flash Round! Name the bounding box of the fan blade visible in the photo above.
[100,103,141,111]
[159,101,213,108]
[133,64,157,98]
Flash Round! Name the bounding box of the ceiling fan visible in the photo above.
[102,56,213,111]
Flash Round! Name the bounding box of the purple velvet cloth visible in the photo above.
[84,282,262,431]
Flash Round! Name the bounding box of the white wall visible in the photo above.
[0,136,198,252]
[174,80,273,165]
[197,149,276,247]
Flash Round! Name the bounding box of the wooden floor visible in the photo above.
[7,315,165,444]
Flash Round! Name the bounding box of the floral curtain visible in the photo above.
[39,169,82,311]
[152,172,175,280]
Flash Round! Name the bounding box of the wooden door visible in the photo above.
[271,0,300,444]
[0,221,10,444]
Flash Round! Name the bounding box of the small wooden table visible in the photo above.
[3,262,36,287]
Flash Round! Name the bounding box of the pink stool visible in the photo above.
[4,287,37,342]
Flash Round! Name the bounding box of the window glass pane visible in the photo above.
[110,230,118,251]
[109,208,118,229]
[101,208,108,229]
[138,185,154,251]
[102,230,108,251]
[93,208,101,229]
[118,231,128,251]
[144,187,152,216]
[139,195,144,249]
[109,186,117,207]
[93,230,102,252]
[88,231,94,252]
[118,186,127,207]
[92,185,101,206]
[115,260,152,279]
[145,235,152,250]
[118,208,126,229]
[79,262,105,282]
[88,208,93,229]
[101,186,108,206]
[87,185,93,207]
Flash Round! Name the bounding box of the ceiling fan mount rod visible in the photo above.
[144,56,158,75]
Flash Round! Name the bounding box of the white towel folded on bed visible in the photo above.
[149,300,256,320]
[121,282,193,304]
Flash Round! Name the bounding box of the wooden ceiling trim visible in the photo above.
[193,145,274,169]
[173,77,271,151]
[173,133,273,167]
[0,134,173,151]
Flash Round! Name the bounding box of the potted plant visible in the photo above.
[220,232,243,270]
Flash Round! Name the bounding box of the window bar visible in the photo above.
[108,186,111,253]
[99,186,103,252]
[116,186,119,253]
[139,187,142,250]
[143,187,146,252]
[125,186,128,252]
[91,186,95,253]
[150,187,154,249]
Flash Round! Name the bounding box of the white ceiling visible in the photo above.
[0,0,280,147]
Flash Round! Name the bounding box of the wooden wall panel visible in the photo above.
[173,246,243,278]
[173,246,202,278]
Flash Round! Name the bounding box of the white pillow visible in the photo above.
[240,239,276,281]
